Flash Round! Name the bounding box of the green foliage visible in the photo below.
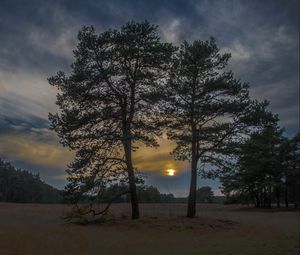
[0,158,62,203]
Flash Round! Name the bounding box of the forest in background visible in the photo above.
[0,158,224,204]
[0,159,62,203]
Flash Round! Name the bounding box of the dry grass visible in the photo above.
[0,203,299,255]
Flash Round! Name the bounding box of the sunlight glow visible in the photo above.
[165,169,175,176]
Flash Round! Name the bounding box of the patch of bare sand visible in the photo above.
[0,203,299,255]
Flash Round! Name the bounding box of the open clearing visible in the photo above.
[0,203,299,255]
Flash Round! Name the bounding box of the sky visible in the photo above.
[0,0,299,196]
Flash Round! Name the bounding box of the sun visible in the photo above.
[165,169,175,176]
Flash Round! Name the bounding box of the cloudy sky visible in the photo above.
[0,0,299,196]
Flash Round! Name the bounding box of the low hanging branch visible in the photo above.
[87,190,130,217]
[63,189,130,223]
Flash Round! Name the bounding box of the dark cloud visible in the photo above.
[0,116,48,135]
[0,0,298,194]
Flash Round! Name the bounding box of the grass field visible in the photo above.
[0,203,299,255]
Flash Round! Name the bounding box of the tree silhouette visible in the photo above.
[222,119,282,207]
[165,39,272,218]
[0,159,62,203]
[279,133,300,208]
[49,21,174,219]
[196,186,214,203]
[221,121,300,208]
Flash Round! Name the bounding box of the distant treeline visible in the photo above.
[95,184,224,204]
[0,158,224,204]
[96,184,177,204]
[0,159,63,203]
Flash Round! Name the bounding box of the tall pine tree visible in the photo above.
[165,39,271,217]
[49,21,174,219]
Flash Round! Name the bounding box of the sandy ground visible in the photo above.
[0,203,299,255]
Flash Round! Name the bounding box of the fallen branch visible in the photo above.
[62,190,130,223]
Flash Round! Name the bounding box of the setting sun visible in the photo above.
[165,169,175,176]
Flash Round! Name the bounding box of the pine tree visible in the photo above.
[165,39,271,217]
[49,21,174,219]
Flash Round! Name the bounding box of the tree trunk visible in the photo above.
[123,129,139,220]
[294,179,299,209]
[187,140,198,218]
[263,187,266,207]
[285,182,289,208]
[259,190,263,208]
[276,185,280,208]
[187,77,198,218]
[250,192,257,207]
[254,193,260,208]
[267,184,272,208]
